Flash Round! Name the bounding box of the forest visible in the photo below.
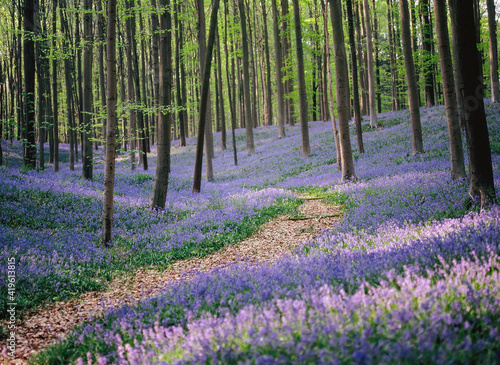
[1,0,500,363]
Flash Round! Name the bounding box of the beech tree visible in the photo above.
[238,0,255,155]
[363,0,377,128]
[23,0,36,170]
[329,0,355,180]
[433,0,465,179]
[453,0,496,207]
[399,0,423,154]
[151,0,173,208]
[82,0,93,180]
[102,0,118,247]
[192,0,220,193]
[291,0,310,157]
[487,0,500,103]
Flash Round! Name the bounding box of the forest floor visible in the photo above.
[6,196,341,364]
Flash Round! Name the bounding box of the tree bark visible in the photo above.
[346,0,364,153]
[487,0,500,103]
[271,0,286,138]
[323,0,341,170]
[23,0,36,170]
[238,0,255,154]
[399,0,424,154]
[125,0,137,170]
[102,0,118,247]
[433,0,465,179]
[82,0,93,179]
[363,0,377,128]
[174,0,187,147]
[291,0,310,157]
[329,0,355,180]
[192,0,220,193]
[52,1,59,172]
[421,0,435,107]
[224,0,238,166]
[151,0,173,208]
[262,1,273,127]
[453,0,496,207]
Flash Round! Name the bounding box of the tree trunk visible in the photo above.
[216,27,227,150]
[238,0,255,154]
[196,0,215,179]
[52,1,59,172]
[23,0,36,170]
[128,0,148,170]
[399,0,424,154]
[433,0,465,179]
[60,0,75,170]
[323,0,341,170]
[448,0,465,130]
[487,0,500,103]
[262,1,273,127]
[102,0,118,247]
[125,1,137,170]
[82,0,93,179]
[174,0,187,147]
[192,0,220,193]
[346,0,364,153]
[271,0,286,138]
[97,0,107,144]
[35,0,45,171]
[329,0,355,180]
[151,0,160,145]
[363,0,377,127]
[386,0,398,111]
[453,0,496,208]
[224,0,238,166]
[421,0,435,107]
[291,0,310,157]
[151,0,173,208]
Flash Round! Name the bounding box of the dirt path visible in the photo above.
[1,198,341,364]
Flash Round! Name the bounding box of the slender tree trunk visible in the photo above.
[453,0,496,207]
[400,0,424,154]
[238,0,255,154]
[125,1,137,170]
[179,2,189,139]
[151,0,160,145]
[216,27,226,150]
[323,0,341,170]
[128,0,148,170]
[224,0,238,165]
[82,0,93,179]
[196,0,215,180]
[262,1,273,127]
[386,0,398,111]
[487,0,500,103]
[372,0,381,113]
[52,1,59,172]
[97,0,107,143]
[24,0,36,169]
[347,0,364,153]
[35,0,45,170]
[329,0,355,180]
[363,0,377,127]
[421,0,435,107]
[102,0,118,247]
[433,0,465,179]
[174,0,187,147]
[192,0,220,193]
[291,0,310,157]
[271,0,285,137]
[60,0,75,170]
[151,0,173,208]
[448,0,465,129]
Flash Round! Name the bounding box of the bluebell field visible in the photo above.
[2,102,500,363]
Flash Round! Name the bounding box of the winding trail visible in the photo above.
[2,197,341,364]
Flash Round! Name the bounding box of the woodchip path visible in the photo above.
[1,197,341,364]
